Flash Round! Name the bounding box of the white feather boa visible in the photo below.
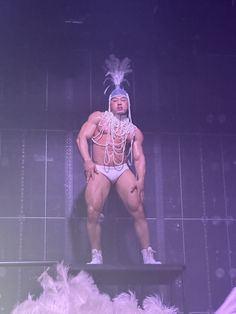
[12,263,178,314]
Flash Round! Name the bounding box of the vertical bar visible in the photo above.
[220,135,233,287]
[64,133,74,263]
[178,135,186,264]
[200,134,212,311]
[43,70,49,261]
[17,132,26,300]
[45,71,49,112]
[89,52,93,113]
[43,130,48,261]
[153,134,165,260]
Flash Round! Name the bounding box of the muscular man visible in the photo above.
[76,56,160,264]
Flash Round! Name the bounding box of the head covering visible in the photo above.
[104,55,133,122]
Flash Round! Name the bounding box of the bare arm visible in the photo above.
[132,128,146,201]
[133,128,146,181]
[76,111,102,181]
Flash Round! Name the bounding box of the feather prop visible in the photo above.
[11,263,178,314]
[143,295,178,314]
[113,291,142,314]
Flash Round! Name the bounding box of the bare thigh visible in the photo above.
[85,172,111,212]
[115,169,143,215]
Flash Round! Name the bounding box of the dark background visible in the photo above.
[0,0,236,313]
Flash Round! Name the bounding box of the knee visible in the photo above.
[87,204,101,222]
[128,203,145,219]
[127,197,142,213]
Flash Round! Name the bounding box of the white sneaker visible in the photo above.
[87,249,103,264]
[141,247,162,264]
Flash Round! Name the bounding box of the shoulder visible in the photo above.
[88,111,104,124]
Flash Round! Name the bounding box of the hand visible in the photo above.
[84,160,98,183]
[130,179,144,203]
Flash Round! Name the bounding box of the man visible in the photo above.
[76,56,160,264]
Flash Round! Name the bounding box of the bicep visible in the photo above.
[133,141,144,160]
[133,129,144,161]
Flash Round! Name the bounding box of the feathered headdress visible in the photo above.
[104,55,133,121]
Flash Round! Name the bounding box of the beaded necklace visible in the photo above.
[92,111,136,168]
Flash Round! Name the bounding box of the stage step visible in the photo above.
[69,264,185,285]
[0,260,58,267]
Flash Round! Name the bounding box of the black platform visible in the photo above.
[69,264,185,285]
[0,262,185,286]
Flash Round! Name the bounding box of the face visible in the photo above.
[110,96,128,115]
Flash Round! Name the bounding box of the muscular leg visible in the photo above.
[85,173,111,250]
[115,169,150,249]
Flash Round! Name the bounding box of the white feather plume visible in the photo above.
[11,263,178,314]
[104,54,132,92]
[113,291,143,314]
[143,295,178,314]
